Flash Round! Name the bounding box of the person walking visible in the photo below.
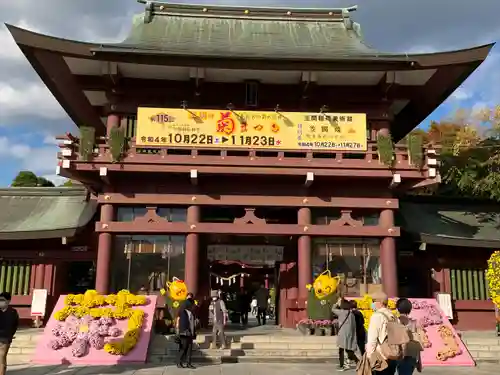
[396,298,423,375]
[175,300,196,369]
[349,299,366,356]
[366,292,399,375]
[255,284,269,325]
[251,296,258,315]
[0,292,18,375]
[332,298,358,371]
[238,289,251,326]
[209,290,228,349]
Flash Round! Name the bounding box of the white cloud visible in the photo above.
[456,50,500,108]
[41,174,67,186]
[0,25,22,61]
[0,21,42,61]
[0,136,58,175]
[0,82,65,120]
[450,88,472,102]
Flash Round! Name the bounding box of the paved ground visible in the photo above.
[6,363,500,375]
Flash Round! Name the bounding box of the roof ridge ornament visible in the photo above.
[137,1,358,21]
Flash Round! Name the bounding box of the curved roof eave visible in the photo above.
[5,23,97,57]
[6,23,494,69]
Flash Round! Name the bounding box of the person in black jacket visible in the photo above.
[349,300,366,357]
[0,292,18,375]
[175,300,196,369]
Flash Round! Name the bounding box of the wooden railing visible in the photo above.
[56,134,436,171]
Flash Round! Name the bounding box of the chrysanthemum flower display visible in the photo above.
[353,295,399,330]
[50,290,148,357]
[487,251,500,310]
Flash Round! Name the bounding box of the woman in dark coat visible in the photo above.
[350,300,366,356]
[175,300,197,368]
[332,298,358,371]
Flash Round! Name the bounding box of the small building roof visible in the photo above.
[400,198,500,248]
[0,187,97,240]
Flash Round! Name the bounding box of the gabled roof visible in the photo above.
[101,3,385,61]
[400,197,500,248]
[0,187,97,240]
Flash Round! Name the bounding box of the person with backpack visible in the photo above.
[366,292,410,375]
[332,298,358,371]
[395,298,423,375]
[209,290,228,349]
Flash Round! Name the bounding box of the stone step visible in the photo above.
[230,342,338,350]
[148,355,338,364]
[7,354,32,365]
[155,348,339,357]
[7,346,35,355]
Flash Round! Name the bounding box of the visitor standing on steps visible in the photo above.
[175,299,196,369]
[209,290,228,349]
[255,284,269,325]
[332,298,358,371]
[0,292,19,375]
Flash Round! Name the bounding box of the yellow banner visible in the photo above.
[136,107,367,151]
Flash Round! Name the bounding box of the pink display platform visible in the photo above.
[32,295,157,365]
[408,298,474,367]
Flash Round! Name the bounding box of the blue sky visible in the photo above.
[0,0,499,187]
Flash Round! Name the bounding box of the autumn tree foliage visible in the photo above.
[415,106,500,200]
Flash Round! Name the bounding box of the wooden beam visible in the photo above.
[75,75,421,102]
[305,172,314,187]
[190,169,198,185]
[95,221,400,237]
[29,50,104,131]
[390,173,401,188]
[71,162,426,179]
[97,193,399,209]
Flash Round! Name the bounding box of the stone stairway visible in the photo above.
[8,327,500,365]
[7,328,40,365]
[148,330,341,364]
[460,332,500,363]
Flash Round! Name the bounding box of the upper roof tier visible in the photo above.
[5,1,494,139]
[108,2,383,61]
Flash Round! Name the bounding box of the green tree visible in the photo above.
[11,171,55,187]
[434,105,500,200]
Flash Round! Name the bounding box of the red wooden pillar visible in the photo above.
[298,207,312,300]
[380,209,398,297]
[185,205,200,295]
[34,264,45,289]
[95,204,114,294]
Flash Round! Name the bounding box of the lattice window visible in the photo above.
[0,261,32,296]
[450,268,489,300]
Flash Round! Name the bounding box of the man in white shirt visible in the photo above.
[366,292,398,375]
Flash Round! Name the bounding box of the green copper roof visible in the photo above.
[400,201,500,248]
[102,3,395,61]
[0,187,97,240]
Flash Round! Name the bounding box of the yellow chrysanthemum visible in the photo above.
[487,251,500,309]
[53,289,148,356]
